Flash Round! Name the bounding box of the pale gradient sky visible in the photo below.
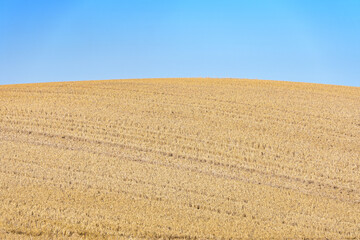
[0,0,359,86]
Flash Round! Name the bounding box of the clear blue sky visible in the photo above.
[0,0,359,86]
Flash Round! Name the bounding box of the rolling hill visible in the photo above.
[1,78,359,239]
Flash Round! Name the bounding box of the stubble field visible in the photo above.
[0,78,359,239]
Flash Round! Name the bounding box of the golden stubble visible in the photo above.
[0,78,359,239]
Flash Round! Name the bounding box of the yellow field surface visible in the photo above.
[0,78,359,239]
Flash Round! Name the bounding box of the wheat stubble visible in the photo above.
[1,78,359,239]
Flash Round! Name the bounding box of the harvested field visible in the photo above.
[0,78,359,239]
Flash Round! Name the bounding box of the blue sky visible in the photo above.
[0,0,359,86]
